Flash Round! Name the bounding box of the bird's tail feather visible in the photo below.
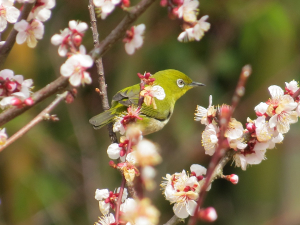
[89,110,115,129]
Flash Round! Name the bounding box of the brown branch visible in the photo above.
[0,91,69,152]
[88,0,118,143]
[90,0,157,59]
[0,2,35,67]
[189,66,252,225]
[0,76,69,127]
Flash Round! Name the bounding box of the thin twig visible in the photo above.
[88,0,118,143]
[0,2,35,67]
[0,91,69,152]
[189,66,252,225]
[0,76,69,127]
[90,0,157,59]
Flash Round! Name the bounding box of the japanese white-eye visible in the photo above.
[89,69,204,135]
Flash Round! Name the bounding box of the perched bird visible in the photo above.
[89,69,204,135]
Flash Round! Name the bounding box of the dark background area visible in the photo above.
[0,0,300,224]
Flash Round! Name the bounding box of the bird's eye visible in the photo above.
[177,79,185,88]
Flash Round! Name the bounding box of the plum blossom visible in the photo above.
[161,166,209,219]
[60,46,93,86]
[254,102,268,117]
[178,15,210,42]
[195,95,216,125]
[0,69,33,109]
[123,24,145,55]
[202,123,219,156]
[95,188,128,215]
[0,0,20,32]
[285,80,298,95]
[14,19,44,48]
[177,0,199,22]
[28,0,56,22]
[225,118,247,150]
[140,85,165,109]
[266,85,298,134]
[134,139,162,166]
[51,21,88,57]
[93,0,121,19]
[113,106,142,134]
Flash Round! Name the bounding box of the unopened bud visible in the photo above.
[226,174,239,184]
[122,0,130,7]
[160,0,167,7]
[11,98,22,106]
[198,207,218,222]
[172,7,179,17]
[73,35,82,46]
[109,160,117,168]
[172,0,183,5]
[24,97,34,106]
[246,123,255,133]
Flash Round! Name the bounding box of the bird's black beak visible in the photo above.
[188,81,205,87]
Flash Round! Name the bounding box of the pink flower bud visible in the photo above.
[73,35,82,46]
[11,98,22,106]
[24,97,34,106]
[160,0,167,7]
[198,207,218,222]
[246,123,255,133]
[172,0,183,5]
[122,0,130,7]
[228,174,239,184]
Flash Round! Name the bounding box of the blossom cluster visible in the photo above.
[160,0,210,42]
[51,21,94,87]
[95,124,161,224]
[112,72,166,134]
[12,0,55,48]
[161,164,209,219]
[0,69,33,109]
[195,80,300,170]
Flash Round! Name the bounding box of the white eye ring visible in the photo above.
[177,79,185,88]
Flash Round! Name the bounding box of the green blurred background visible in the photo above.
[1,0,300,224]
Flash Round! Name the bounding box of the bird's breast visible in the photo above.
[139,116,171,135]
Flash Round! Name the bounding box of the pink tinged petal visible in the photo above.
[237,142,247,150]
[107,143,122,159]
[80,55,93,68]
[112,0,121,4]
[133,35,143,48]
[280,95,297,111]
[0,69,14,79]
[14,75,24,84]
[173,203,189,219]
[33,21,44,39]
[60,62,74,77]
[46,0,56,9]
[269,115,278,128]
[22,79,33,88]
[69,73,81,87]
[83,72,92,84]
[76,22,88,33]
[0,17,8,32]
[190,164,206,176]
[102,2,115,13]
[99,201,110,215]
[6,6,20,23]
[268,85,284,99]
[95,188,110,200]
[51,34,63,45]
[58,45,68,57]
[135,24,146,35]
[16,31,27,44]
[289,111,298,124]
[245,149,266,165]
[36,8,51,22]
[187,200,197,216]
[255,102,269,114]
[125,42,135,55]
[14,20,28,32]
[93,0,104,7]
[68,20,77,30]
[79,45,86,54]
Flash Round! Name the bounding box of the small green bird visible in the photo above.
[89,69,204,135]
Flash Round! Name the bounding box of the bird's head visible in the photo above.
[153,69,205,102]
